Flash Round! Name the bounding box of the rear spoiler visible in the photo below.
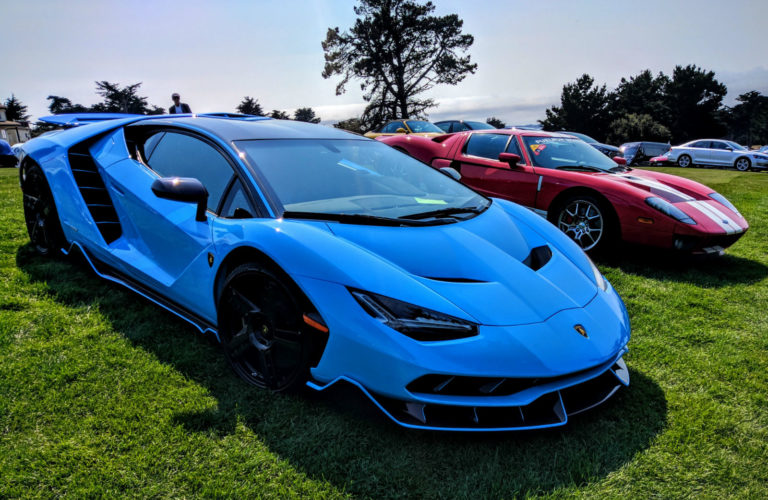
[38,113,145,128]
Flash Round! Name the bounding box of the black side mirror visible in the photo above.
[151,177,209,222]
[498,152,521,167]
[439,167,462,181]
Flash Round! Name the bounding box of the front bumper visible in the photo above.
[296,274,631,430]
[308,354,629,431]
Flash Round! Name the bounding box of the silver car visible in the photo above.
[666,139,768,171]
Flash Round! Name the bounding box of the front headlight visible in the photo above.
[350,289,478,341]
[586,255,607,291]
[708,192,741,218]
[645,196,696,225]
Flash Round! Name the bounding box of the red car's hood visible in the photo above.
[602,168,748,234]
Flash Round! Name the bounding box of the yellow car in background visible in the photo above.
[364,119,445,139]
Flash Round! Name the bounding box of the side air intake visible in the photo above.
[67,143,123,244]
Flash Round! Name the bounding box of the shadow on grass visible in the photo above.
[594,244,768,288]
[17,245,668,498]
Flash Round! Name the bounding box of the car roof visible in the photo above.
[466,129,577,139]
[132,115,357,142]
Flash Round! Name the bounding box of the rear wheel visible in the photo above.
[553,195,614,253]
[677,154,692,168]
[734,157,751,172]
[20,162,65,256]
[217,263,314,392]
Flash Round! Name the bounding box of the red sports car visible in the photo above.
[379,130,748,254]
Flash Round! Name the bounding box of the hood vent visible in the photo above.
[522,245,552,271]
[67,143,123,244]
[423,277,487,283]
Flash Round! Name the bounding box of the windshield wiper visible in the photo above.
[282,211,432,226]
[554,165,605,172]
[399,204,488,221]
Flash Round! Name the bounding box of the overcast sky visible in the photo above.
[2,0,767,125]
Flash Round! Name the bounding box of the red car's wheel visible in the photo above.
[554,195,613,253]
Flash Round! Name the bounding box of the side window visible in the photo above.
[711,141,728,150]
[454,122,470,132]
[692,140,711,149]
[464,133,511,161]
[146,132,234,213]
[220,179,254,219]
[142,132,165,161]
[382,122,401,133]
[505,136,524,159]
[436,122,451,133]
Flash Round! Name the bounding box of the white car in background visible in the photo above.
[666,139,768,171]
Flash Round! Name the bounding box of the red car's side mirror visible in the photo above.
[613,156,627,165]
[498,152,522,167]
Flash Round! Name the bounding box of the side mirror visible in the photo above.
[613,156,627,165]
[396,127,408,134]
[439,167,462,181]
[151,177,209,222]
[498,152,521,167]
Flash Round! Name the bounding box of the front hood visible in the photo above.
[605,169,702,202]
[326,202,597,326]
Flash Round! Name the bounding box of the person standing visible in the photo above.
[169,93,192,114]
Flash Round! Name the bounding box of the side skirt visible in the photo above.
[62,241,220,341]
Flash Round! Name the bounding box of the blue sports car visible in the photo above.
[18,113,630,431]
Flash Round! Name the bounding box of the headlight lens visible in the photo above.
[586,255,607,291]
[645,197,696,225]
[350,289,478,341]
[708,192,742,217]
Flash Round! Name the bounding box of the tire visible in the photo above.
[677,154,692,168]
[20,161,65,256]
[217,263,315,392]
[734,157,751,172]
[552,195,614,253]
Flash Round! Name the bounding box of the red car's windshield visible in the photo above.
[522,136,618,171]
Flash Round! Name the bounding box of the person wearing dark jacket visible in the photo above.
[169,93,192,114]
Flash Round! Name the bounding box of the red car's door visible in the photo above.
[452,133,539,208]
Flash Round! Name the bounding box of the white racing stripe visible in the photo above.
[617,174,695,202]
[686,201,742,234]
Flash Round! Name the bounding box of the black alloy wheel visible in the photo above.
[218,264,312,392]
[20,162,64,256]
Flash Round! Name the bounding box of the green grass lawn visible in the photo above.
[1,166,766,498]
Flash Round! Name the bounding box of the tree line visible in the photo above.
[4,0,766,145]
[539,66,768,145]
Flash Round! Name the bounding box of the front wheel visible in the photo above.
[734,157,751,172]
[20,161,65,256]
[677,154,692,168]
[553,196,613,253]
[217,263,314,392]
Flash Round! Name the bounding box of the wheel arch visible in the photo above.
[546,186,622,240]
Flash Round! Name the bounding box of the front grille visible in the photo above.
[407,362,602,397]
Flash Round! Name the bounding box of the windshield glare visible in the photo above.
[466,121,495,130]
[522,136,618,170]
[406,121,444,133]
[235,139,488,220]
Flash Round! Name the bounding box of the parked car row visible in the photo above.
[379,129,747,255]
[661,139,768,171]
